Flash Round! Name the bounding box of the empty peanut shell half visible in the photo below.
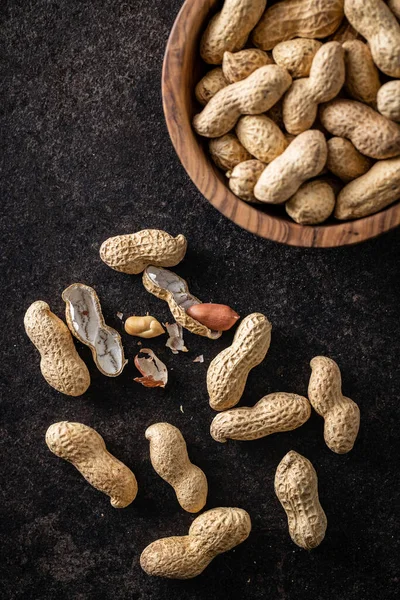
[99,229,187,274]
[142,266,222,339]
[62,283,127,377]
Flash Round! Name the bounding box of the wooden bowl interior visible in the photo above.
[162,0,400,247]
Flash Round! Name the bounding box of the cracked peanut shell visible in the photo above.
[143,266,222,339]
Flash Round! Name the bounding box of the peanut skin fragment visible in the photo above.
[210,393,311,442]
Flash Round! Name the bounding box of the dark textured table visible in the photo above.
[2,1,400,599]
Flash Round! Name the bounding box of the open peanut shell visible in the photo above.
[142,267,222,339]
[62,283,127,377]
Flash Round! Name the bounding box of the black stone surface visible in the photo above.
[1,1,400,599]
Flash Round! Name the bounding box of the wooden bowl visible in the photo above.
[162,0,400,247]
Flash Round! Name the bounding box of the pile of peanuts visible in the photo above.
[25,229,361,579]
[193,0,400,224]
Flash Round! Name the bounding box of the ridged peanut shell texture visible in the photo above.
[140,507,251,579]
[195,68,228,106]
[99,229,187,274]
[320,99,400,159]
[145,423,208,513]
[228,159,266,202]
[275,451,327,550]
[193,65,292,138]
[282,42,345,135]
[200,0,267,64]
[377,81,400,121]
[222,48,273,83]
[308,356,360,453]
[254,130,328,204]
[236,115,288,163]
[342,40,381,106]
[326,137,372,182]
[207,313,272,411]
[209,134,251,172]
[285,180,336,224]
[335,157,400,219]
[142,266,222,339]
[211,393,311,442]
[252,0,345,50]
[24,301,90,396]
[344,0,400,77]
[272,38,323,78]
[46,422,138,508]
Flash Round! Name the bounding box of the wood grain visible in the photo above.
[162,0,400,247]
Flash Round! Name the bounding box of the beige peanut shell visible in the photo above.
[335,156,400,219]
[342,41,381,107]
[227,159,265,202]
[320,99,400,159]
[46,422,138,508]
[377,80,400,121]
[200,0,267,64]
[329,17,361,42]
[195,68,228,106]
[140,507,251,579]
[222,49,273,83]
[210,393,311,442]
[308,356,360,453]
[207,313,272,411]
[282,42,345,135]
[142,266,221,339]
[100,229,187,275]
[192,65,292,138]
[209,134,252,172]
[275,451,327,550]
[145,423,207,513]
[24,301,90,397]
[327,137,372,182]
[272,39,322,78]
[285,180,336,224]
[236,115,288,163]
[344,0,400,77]
[389,0,400,20]
[254,130,328,204]
[252,0,345,50]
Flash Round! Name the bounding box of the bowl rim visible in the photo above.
[162,0,400,248]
